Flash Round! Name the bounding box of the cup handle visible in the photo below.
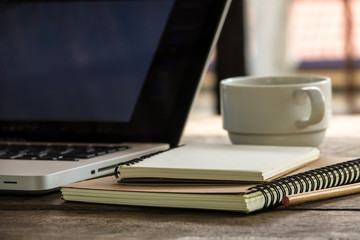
[294,86,325,128]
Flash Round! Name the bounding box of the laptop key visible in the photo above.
[37,155,62,161]
[62,152,97,159]
[16,154,41,160]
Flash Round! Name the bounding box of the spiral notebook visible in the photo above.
[114,144,320,182]
[61,157,360,213]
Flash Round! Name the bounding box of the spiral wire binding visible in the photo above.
[248,158,360,210]
[114,146,182,179]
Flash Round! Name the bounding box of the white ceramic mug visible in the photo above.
[220,75,332,147]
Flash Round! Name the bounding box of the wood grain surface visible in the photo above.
[2,115,360,239]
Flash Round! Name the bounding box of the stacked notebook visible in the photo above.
[61,144,360,213]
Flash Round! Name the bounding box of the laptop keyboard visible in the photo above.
[0,144,129,161]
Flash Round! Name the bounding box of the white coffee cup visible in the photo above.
[220,75,332,147]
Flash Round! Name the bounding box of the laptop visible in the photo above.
[0,0,231,193]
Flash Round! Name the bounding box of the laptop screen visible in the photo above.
[0,0,230,147]
[0,0,174,123]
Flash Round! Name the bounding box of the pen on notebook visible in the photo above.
[282,182,360,207]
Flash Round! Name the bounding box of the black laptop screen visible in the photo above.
[0,0,174,122]
[0,0,229,146]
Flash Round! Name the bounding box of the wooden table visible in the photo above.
[2,114,360,239]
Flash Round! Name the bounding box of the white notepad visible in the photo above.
[116,144,320,182]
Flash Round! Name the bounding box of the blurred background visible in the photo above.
[191,0,360,118]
